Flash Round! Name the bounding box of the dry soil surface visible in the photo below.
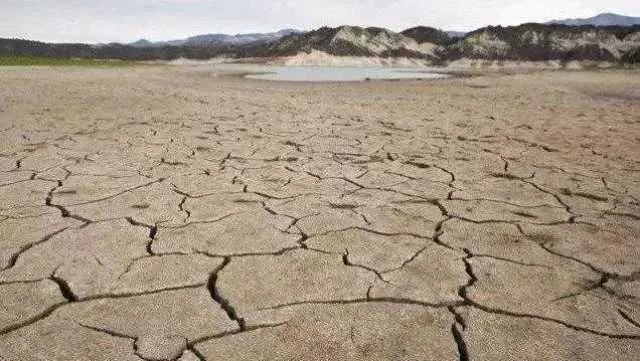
[0,66,639,361]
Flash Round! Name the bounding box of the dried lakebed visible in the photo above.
[0,66,639,361]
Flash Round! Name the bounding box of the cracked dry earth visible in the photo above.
[0,66,639,361]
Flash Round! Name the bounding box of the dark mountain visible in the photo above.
[445,31,467,38]
[547,13,640,27]
[253,27,343,56]
[401,26,452,45]
[0,38,94,58]
[129,39,155,48]
[129,29,300,48]
[184,29,299,46]
[0,38,243,60]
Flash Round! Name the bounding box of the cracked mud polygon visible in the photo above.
[0,66,639,360]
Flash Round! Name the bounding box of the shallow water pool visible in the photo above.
[244,66,449,82]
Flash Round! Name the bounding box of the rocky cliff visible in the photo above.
[254,26,439,59]
[443,24,640,62]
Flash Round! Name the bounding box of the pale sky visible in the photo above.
[1,0,639,43]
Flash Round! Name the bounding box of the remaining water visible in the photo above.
[244,66,449,82]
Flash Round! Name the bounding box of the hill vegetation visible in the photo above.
[2,20,640,65]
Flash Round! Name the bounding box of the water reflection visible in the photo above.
[243,66,449,82]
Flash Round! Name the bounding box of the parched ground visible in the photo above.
[0,66,639,361]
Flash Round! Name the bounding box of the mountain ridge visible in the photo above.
[442,23,640,63]
[547,13,640,27]
[129,29,301,47]
[2,13,640,64]
[251,26,440,59]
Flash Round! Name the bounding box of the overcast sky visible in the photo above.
[1,0,639,43]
